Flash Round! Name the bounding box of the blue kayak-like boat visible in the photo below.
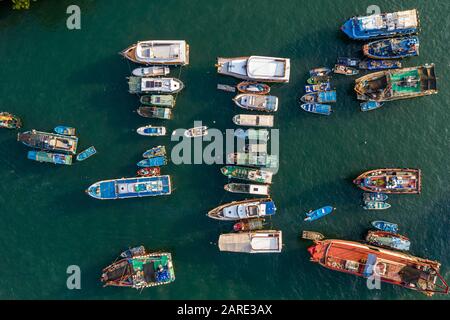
[300,91,336,104]
[300,103,332,116]
[86,175,172,200]
[304,82,331,93]
[358,59,402,71]
[360,101,383,112]
[137,156,168,167]
[304,206,334,222]
[76,146,97,161]
[372,221,399,234]
[54,126,76,136]
[363,36,420,59]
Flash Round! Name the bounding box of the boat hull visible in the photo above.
[207,198,275,221]
[121,40,189,66]
[353,168,421,194]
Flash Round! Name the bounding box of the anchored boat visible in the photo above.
[354,168,421,194]
[233,218,265,232]
[137,106,172,120]
[27,150,72,165]
[208,198,276,221]
[307,76,331,85]
[363,201,391,210]
[300,91,337,104]
[234,129,270,142]
[227,153,278,168]
[364,36,420,59]
[137,167,161,177]
[366,231,411,251]
[337,57,360,67]
[310,67,332,77]
[237,82,270,95]
[243,143,268,154]
[132,66,170,77]
[218,230,282,254]
[363,192,388,202]
[184,126,208,138]
[360,101,383,112]
[18,130,78,154]
[233,94,278,112]
[128,77,184,94]
[359,59,402,71]
[54,126,76,136]
[143,145,166,158]
[302,231,325,241]
[233,114,274,127]
[221,166,273,184]
[121,40,189,65]
[304,83,331,93]
[334,64,359,76]
[140,95,175,107]
[300,103,332,116]
[77,146,97,162]
[372,221,399,234]
[137,126,166,137]
[224,183,270,196]
[0,112,22,129]
[304,206,334,222]
[137,156,168,167]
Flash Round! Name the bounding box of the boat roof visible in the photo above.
[136,41,186,62]
[359,10,418,31]
[247,56,289,79]
[94,176,171,199]
[218,231,282,253]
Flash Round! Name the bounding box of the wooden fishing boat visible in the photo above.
[359,59,402,71]
[363,201,391,210]
[366,231,411,251]
[243,143,267,154]
[86,175,172,200]
[307,76,331,85]
[227,153,278,168]
[76,146,97,162]
[184,126,208,138]
[120,40,189,65]
[18,130,78,154]
[302,231,325,241]
[304,206,334,222]
[224,183,270,196]
[137,106,172,120]
[233,94,278,112]
[300,91,337,104]
[234,129,270,142]
[237,82,270,95]
[0,112,22,129]
[300,103,332,116]
[337,57,360,67]
[233,114,274,128]
[233,218,265,232]
[218,230,282,254]
[363,36,420,59]
[128,77,184,94]
[360,101,383,112]
[101,248,175,289]
[304,82,331,93]
[54,126,76,136]
[354,168,421,194]
[372,221,398,234]
[363,192,388,202]
[341,9,420,40]
[221,166,273,184]
[27,150,72,165]
[308,239,448,296]
[143,145,166,158]
[333,64,359,76]
[208,198,276,221]
[137,126,166,137]
[355,64,437,102]
[132,66,170,77]
[140,95,175,107]
[137,167,161,177]
[137,156,168,167]
[310,67,332,77]
[216,56,290,83]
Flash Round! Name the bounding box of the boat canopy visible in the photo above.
[247,56,288,79]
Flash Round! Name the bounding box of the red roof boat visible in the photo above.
[353,168,421,194]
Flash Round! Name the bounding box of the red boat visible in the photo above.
[136,167,161,177]
[308,239,448,296]
[233,218,265,232]
[353,168,421,194]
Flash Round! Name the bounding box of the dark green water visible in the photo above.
[0,0,449,300]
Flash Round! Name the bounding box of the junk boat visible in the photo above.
[359,59,402,71]
[233,114,274,128]
[300,91,336,104]
[143,145,166,158]
[27,150,72,165]
[233,94,278,112]
[137,126,166,137]
[366,231,411,251]
[137,167,161,177]
[216,56,290,83]
[128,77,184,94]
[234,129,270,142]
[140,95,175,107]
[304,206,334,222]
[227,153,278,168]
[86,175,172,200]
[372,221,398,234]
[363,36,419,59]
[363,201,391,210]
[18,130,78,154]
[121,40,189,65]
[355,64,437,102]
[353,168,421,194]
[221,166,273,184]
[184,126,208,138]
[218,230,282,254]
[76,146,97,162]
[300,103,332,116]
[207,198,276,221]
[233,218,265,232]
[132,66,170,77]
[237,82,270,95]
[137,156,168,168]
[224,183,270,196]
[137,106,172,120]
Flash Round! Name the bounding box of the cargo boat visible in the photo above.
[221,166,273,184]
[363,36,419,59]
[218,231,282,254]
[121,40,189,65]
[18,130,78,154]
[27,150,72,165]
[353,168,421,194]
[207,198,276,221]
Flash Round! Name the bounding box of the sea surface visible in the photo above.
[0,0,449,300]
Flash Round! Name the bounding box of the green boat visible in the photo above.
[140,95,175,107]
[307,76,331,85]
[27,150,72,165]
[363,201,391,210]
[221,166,273,184]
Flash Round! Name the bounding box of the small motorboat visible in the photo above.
[363,193,388,202]
[233,114,274,128]
[372,221,399,234]
[300,91,337,104]
[224,183,270,196]
[307,76,331,85]
[304,82,331,93]
[359,59,402,71]
[132,66,170,77]
[183,126,208,138]
[366,231,411,251]
[234,129,270,142]
[360,101,384,112]
[0,112,22,129]
[143,145,166,158]
[333,64,359,76]
[76,146,97,162]
[336,57,360,68]
[137,156,168,167]
[300,103,332,116]
[121,40,189,65]
[233,218,265,232]
[363,201,391,210]
[54,126,76,136]
[237,82,270,95]
[140,95,175,107]
[310,67,332,77]
[137,167,161,177]
[301,231,325,241]
[233,94,278,112]
[304,206,334,222]
[137,125,166,136]
[128,77,184,94]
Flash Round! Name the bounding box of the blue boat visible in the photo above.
[304,206,334,222]
[364,36,420,59]
[363,192,388,202]
[358,59,402,71]
[309,67,332,77]
[27,150,72,165]
[304,82,331,93]
[341,9,420,40]
[366,231,410,251]
[337,57,360,67]
[86,175,172,200]
[76,146,97,161]
[54,126,76,136]
[300,91,336,104]
[137,156,168,167]
[142,145,166,158]
[360,101,383,112]
[372,221,399,234]
[300,104,332,116]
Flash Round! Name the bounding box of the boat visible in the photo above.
[363,192,388,202]
[227,153,278,168]
[300,91,337,103]
[224,183,270,196]
[76,146,97,162]
[0,112,22,129]
[208,198,276,221]
[217,84,236,93]
[359,59,402,71]
[237,82,270,95]
[355,64,437,102]
[137,167,161,177]
[341,9,420,40]
[128,77,184,94]
[27,150,72,165]
[221,166,273,184]
[143,145,166,158]
[353,168,422,194]
[304,82,331,93]
[140,95,175,107]
[234,129,269,142]
[184,126,208,138]
[137,156,168,167]
[366,231,411,251]
[216,56,290,83]
[304,206,334,222]
[54,126,76,136]
[137,126,166,137]
[218,231,282,254]
[337,57,360,67]
[120,246,146,258]
[333,64,359,76]
[302,231,325,241]
[232,94,278,112]
[101,248,175,289]
[307,76,331,85]
[363,201,391,210]
[233,114,274,127]
[360,101,383,112]
[308,239,448,296]
[137,106,172,120]
[300,103,332,116]
[120,40,189,65]
[132,66,170,77]
[310,67,332,77]
[18,130,78,154]
[372,221,398,234]
[233,218,265,232]
[243,143,267,154]
[363,36,420,59]
[86,175,172,200]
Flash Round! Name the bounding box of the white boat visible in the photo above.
[121,40,189,65]
[128,77,184,94]
[216,56,290,83]
[224,183,270,196]
[233,114,274,127]
[132,66,170,77]
[218,231,283,254]
[183,126,208,138]
[136,125,166,137]
[233,94,278,112]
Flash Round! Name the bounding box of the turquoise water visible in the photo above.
[0,0,449,299]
